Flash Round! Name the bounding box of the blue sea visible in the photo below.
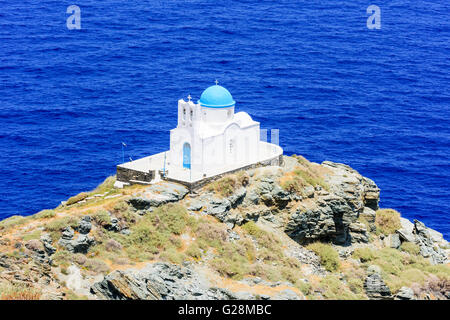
[0,1,449,239]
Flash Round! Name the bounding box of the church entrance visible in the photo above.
[183,142,191,169]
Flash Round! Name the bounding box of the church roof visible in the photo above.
[198,85,235,108]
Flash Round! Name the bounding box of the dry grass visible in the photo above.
[306,242,340,272]
[205,171,249,197]
[0,284,41,300]
[375,209,402,235]
[279,156,329,195]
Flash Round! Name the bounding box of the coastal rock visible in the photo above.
[127,182,188,210]
[364,266,392,300]
[61,227,74,240]
[271,289,302,300]
[205,198,231,221]
[187,201,203,211]
[360,207,376,232]
[284,161,379,245]
[91,262,236,300]
[204,188,246,226]
[395,287,414,300]
[40,234,56,256]
[58,230,95,254]
[24,239,47,263]
[390,233,401,249]
[77,216,92,234]
[413,220,447,264]
[395,218,416,242]
[107,215,121,232]
[349,221,369,243]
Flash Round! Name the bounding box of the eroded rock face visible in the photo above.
[364,266,392,300]
[284,161,378,245]
[395,287,414,300]
[58,227,95,254]
[91,262,238,300]
[413,220,447,265]
[91,262,303,301]
[0,253,62,300]
[77,216,92,235]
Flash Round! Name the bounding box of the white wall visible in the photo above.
[170,100,271,177]
[201,106,234,123]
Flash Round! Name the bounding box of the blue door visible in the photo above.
[183,143,191,169]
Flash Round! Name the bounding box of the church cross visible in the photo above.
[187,94,191,102]
[215,79,219,85]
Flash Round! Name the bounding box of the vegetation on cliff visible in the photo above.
[0,155,448,300]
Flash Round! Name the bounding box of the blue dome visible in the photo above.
[198,85,235,108]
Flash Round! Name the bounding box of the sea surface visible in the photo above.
[0,1,449,238]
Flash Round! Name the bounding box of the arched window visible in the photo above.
[182,108,186,120]
[183,143,191,169]
[190,109,193,121]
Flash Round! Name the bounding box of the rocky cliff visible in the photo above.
[0,155,448,300]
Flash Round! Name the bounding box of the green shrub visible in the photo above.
[306,242,340,272]
[52,250,73,268]
[319,275,364,300]
[111,201,137,225]
[0,215,29,231]
[119,204,188,260]
[160,248,185,265]
[352,247,377,263]
[297,281,311,296]
[66,192,89,206]
[0,283,41,300]
[206,176,237,197]
[279,167,329,195]
[194,220,228,249]
[35,209,56,219]
[211,241,253,280]
[400,242,421,255]
[241,221,282,253]
[105,239,123,252]
[92,176,116,194]
[22,230,42,241]
[347,277,365,295]
[375,209,402,235]
[92,210,111,227]
[185,243,202,259]
[45,216,78,232]
[150,203,187,235]
[84,258,110,274]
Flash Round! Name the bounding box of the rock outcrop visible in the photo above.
[127,183,188,211]
[285,161,379,245]
[91,262,233,300]
[0,154,448,301]
[90,262,303,300]
[364,265,392,300]
[413,220,448,265]
[58,226,95,254]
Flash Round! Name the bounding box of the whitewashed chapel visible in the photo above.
[115,83,283,188]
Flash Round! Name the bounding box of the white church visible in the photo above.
[115,83,283,188]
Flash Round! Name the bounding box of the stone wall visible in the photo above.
[116,166,155,184]
[165,154,284,192]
